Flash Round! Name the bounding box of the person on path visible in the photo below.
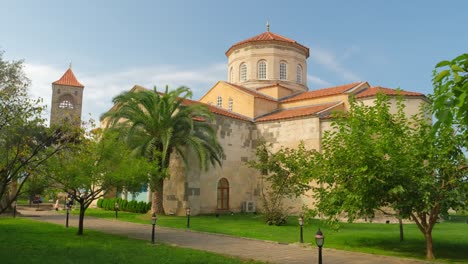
[54,199,60,211]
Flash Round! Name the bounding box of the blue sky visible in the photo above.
[1,0,467,121]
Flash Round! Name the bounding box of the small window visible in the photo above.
[229,67,234,82]
[296,64,303,83]
[240,63,247,81]
[228,98,233,111]
[280,62,287,80]
[57,89,61,94]
[74,91,78,96]
[257,60,267,80]
[217,96,222,108]
[59,100,74,109]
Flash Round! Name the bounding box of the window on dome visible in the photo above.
[280,62,287,80]
[228,97,233,111]
[240,63,247,81]
[59,100,74,109]
[257,60,267,80]
[230,67,234,82]
[296,64,303,84]
[217,96,222,108]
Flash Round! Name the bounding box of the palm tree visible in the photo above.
[101,86,223,214]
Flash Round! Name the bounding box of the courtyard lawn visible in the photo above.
[0,218,262,264]
[79,208,468,263]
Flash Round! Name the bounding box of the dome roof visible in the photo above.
[226,31,309,57]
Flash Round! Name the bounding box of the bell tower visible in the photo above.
[50,66,84,127]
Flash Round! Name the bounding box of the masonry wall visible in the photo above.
[163,115,259,215]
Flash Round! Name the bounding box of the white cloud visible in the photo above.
[309,47,361,82]
[307,74,331,87]
[24,63,226,125]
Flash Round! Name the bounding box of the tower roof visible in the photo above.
[52,68,84,88]
[225,31,309,57]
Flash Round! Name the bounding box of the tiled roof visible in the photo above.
[256,102,339,122]
[257,83,294,91]
[52,68,84,88]
[281,82,363,103]
[226,31,309,57]
[181,97,251,122]
[356,86,424,99]
[225,82,278,102]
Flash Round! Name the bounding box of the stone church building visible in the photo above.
[51,29,427,216]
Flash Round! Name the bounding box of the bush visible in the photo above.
[96,198,150,214]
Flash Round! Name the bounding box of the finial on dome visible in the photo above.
[266,20,270,32]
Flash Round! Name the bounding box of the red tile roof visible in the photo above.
[257,83,294,91]
[256,102,339,122]
[225,82,278,102]
[226,31,309,57]
[356,86,424,99]
[52,68,84,88]
[281,82,363,103]
[181,97,251,122]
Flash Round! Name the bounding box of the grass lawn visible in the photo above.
[79,208,468,263]
[0,218,263,264]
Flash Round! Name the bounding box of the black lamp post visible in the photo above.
[65,203,71,228]
[298,216,304,243]
[151,212,157,244]
[114,202,119,219]
[315,229,324,264]
[185,207,191,229]
[12,200,17,218]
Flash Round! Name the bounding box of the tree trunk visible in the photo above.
[77,203,85,235]
[151,178,165,214]
[425,231,434,259]
[398,217,404,241]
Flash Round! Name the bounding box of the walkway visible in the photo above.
[17,207,431,264]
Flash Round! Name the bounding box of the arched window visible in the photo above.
[217,96,222,108]
[280,62,287,80]
[240,63,247,81]
[217,178,229,210]
[229,67,234,82]
[257,60,267,80]
[296,64,303,84]
[228,97,233,111]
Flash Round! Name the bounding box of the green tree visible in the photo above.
[101,86,223,214]
[309,94,466,259]
[0,51,68,213]
[46,128,152,235]
[431,53,468,142]
[248,141,314,225]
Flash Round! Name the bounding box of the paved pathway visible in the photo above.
[17,207,432,264]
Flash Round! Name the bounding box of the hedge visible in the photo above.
[96,198,151,214]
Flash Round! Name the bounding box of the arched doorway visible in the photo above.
[217,178,229,210]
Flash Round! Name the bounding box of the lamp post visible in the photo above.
[185,207,191,229]
[12,200,17,218]
[114,202,119,219]
[315,229,325,264]
[65,203,71,228]
[298,216,304,243]
[151,212,157,244]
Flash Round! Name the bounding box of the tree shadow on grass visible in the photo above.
[351,236,468,262]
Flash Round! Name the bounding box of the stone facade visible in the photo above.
[50,68,84,126]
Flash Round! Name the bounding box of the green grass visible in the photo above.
[80,208,468,263]
[0,218,263,264]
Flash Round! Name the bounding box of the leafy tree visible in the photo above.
[308,94,466,259]
[0,51,68,213]
[248,141,314,225]
[101,86,223,214]
[431,53,468,142]
[46,128,152,235]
